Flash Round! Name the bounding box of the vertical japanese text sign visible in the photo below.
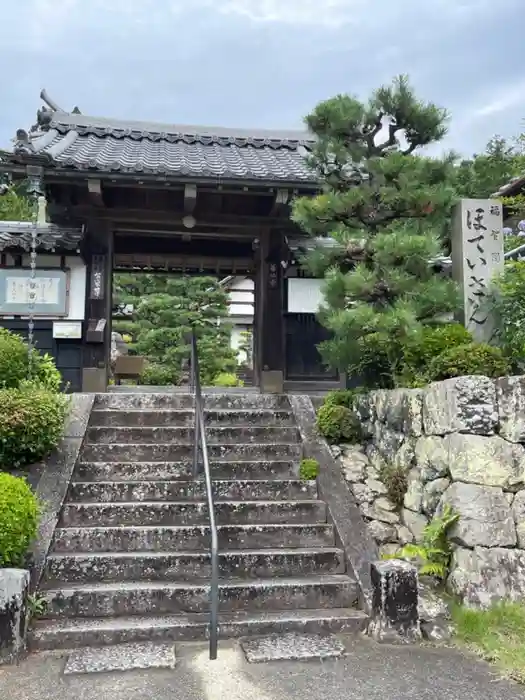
[451,199,504,343]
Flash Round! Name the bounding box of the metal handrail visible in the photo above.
[189,330,219,660]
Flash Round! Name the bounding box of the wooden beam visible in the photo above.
[184,184,197,214]
[49,204,296,230]
[87,179,104,207]
[270,188,290,216]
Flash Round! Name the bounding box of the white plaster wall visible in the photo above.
[227,277,254,318]
[287,278,324,314]
[4,254,86,320]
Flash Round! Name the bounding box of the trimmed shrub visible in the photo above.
[299,458,320,480]
[323,389,363,409]
[0,473,39,567]
[0,385,68,468]
[317,403,362,443]
[140,363,177,386]
[427,342,511,381]
[399,323,473,387]
[0,329,62,391]
[213,372,244,388]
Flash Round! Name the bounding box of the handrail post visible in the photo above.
[190,327,219,660]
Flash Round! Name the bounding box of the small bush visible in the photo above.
[140,363,177,386]
[0,329,62,391]
[399,323,473,387]
[427,342,511,381]
[379,463,408,510]
[0,473,39,567]
[213,372,244,388]
[299,458,320,480]
[317,403,362,444]
[0,386,68,468]
[323,388,363,409]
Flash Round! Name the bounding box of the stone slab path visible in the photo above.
[2,638,524,700]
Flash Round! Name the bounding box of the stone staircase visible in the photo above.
[31,392,367,650]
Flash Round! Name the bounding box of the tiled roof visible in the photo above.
[9,95,317,185]
[0,221,84,252]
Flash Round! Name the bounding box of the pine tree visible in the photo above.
[113,274,237,385]
[292,76,459,387]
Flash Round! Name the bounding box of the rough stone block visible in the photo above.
[421,478,450,516]
[439,482,517,548]
[423,376,498,436]
[0,569,30,665]
[414,436,449,482]
[448,546,525,608]
[445,433,525,489]
[512,491,525,547]
[241,632,346,663]
[368,560,421,643]
[497,375,525,443]
[401,509,428,540]
[64,641,176,674]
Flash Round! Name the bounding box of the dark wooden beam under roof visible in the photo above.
[48,204,298,230]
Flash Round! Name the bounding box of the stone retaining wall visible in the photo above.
[336,375,525,607]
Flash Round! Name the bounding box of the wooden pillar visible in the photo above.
[81,221,114,392]
[256,229,285,393]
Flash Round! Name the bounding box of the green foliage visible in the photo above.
[451,601,525,683]
[292,76,459,389]
[238,330,253,367]
[378,463,408,510]
[399,323,473,387]
[212,372,244,388]
[387,505,459,579]
[427,342,510,381]
[454,136,525,199]
[492,262,525,370]
[317,403,362,444]
[27,593,47,620]
[323,388,363,409]
[0,386,68,468]
[140,363,177,386]
[114,274,237,386]
[0,188,33,222]
[299,458,320,481]
[0,473,39,567]
[0,329,62,391]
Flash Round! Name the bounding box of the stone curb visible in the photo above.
[288,394,378,614]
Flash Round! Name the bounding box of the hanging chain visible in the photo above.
[26,167,44,380]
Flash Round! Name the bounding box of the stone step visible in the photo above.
[30,608,369,651]
[80,442,302,463]
[74,460,299,482]
[59,500,327,527]
[40,575,358,619]
[51,524,336,553]
[43,548,346,584]
[67,479,317,503]
[89,409,296,428]
[94,393,291,411]
[85,426,300,445]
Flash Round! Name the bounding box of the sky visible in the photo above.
[0,0,524,157]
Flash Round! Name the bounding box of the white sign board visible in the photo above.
[6,276,60,305]
[451,198,504,342]
[287,278,324,314]
[53,321,82,339]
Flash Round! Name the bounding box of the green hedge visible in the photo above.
[0,328,62,391]
[427,342,511,381]
[317,403,362,443]
[0,473,39,567]
[0,385,68,468]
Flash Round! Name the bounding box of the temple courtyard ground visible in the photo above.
[2,637,524,700]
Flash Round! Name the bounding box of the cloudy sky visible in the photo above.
[0,0,524,157]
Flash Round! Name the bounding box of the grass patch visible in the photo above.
[452,601,525,683]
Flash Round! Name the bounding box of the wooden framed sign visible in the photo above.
[0,268,70,316]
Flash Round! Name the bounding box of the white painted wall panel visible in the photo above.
[287,278,324,314]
